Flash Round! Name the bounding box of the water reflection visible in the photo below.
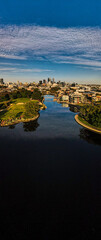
[23,119,39,132]
[80,128,101,146]
[0,95,101,239]
[62,103,69,108]
[9,124,15,129]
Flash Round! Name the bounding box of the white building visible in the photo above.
[61,95,69,101]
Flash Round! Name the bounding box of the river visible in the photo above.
[0,95,101,239]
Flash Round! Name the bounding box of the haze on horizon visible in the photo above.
[0,0,101,84]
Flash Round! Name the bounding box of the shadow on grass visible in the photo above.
[16,112,23,118]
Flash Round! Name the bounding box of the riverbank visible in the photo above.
[75,114,101,134]
[53,97,86,109]
[0,114,39,127]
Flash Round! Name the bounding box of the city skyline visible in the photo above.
[0,0,101,84]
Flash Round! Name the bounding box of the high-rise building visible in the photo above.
[48,78,51,82]
[43,79,47,84]
[52,78,55,83]
[17,81,20,85]
[0,78,4,84]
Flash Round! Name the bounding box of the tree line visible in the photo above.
[0,88,43,102]
[80,104,101,128]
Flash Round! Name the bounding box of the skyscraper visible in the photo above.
[0,78,4,84]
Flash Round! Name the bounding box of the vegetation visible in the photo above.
[0,100,11,110]
[80,104,101,128]
[50,87,60,93]
[78,115,101,131]
[50,87,60,96]
[0,98,40,126]
[0,88,45,126]
[31,88,43,102]
[24,101,40,119]
[0,88,43,102]
[12,98,30,104]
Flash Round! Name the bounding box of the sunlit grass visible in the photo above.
[12,98,30,103]
[0,98,40,124]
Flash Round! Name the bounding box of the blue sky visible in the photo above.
[0,0,101,83]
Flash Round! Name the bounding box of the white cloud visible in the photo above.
[0,63,22,66]
[0,67,17,71]
[0,25,101,70]
[78,66,101,71]
[0,66,52,73]
[14,68,52,73]
[54,56,101,68]
[0,54,26,60]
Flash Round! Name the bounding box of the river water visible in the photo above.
[0,95,101,239]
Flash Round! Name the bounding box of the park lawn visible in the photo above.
[12,98,30,104]
[1,104,25,121]
[12,98,39,104]
[0,98,39,123]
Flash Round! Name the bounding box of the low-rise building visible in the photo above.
[69,92,85,104]
[61,95,69,101]
[94,95,101,102]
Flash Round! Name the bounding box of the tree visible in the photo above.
[24,101,40,119]
[80,104,101,128]
[5,93,10,101]
[32,89,43,102]
[50,87,60,93]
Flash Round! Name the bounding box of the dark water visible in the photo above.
[0,95,101,239]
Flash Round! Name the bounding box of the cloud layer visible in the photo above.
[0,67,52,73]
[0,25,101,70]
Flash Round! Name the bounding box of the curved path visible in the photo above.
[75,114,101,135]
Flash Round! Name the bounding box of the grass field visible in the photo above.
[0,98,40,126]
[12,98,32,104]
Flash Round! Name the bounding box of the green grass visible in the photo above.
[12,98,30,104]
[1,104,25,121]
[13,98,39,104]
[0,98,40,125]
[78,115,101,131]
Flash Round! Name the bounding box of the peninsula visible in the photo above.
[0,88,46,127]
[75,104,101,134]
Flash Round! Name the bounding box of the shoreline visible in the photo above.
[0,114,39,127]
[75,114,101,135]
[53,98,87,107]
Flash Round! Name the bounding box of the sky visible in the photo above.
[0,0,101,84]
